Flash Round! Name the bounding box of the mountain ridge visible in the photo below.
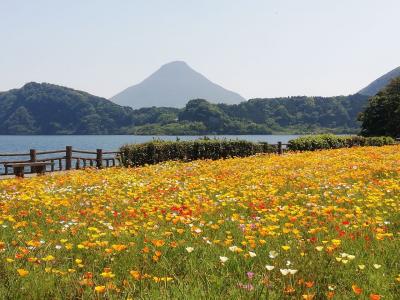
[359,66,400,96]
[111,61,246,108]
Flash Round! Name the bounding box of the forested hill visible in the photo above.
[0,82,135,134]
[0,82,369,135]
[137,94,368,135]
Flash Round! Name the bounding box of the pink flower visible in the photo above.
[246,271,255,280]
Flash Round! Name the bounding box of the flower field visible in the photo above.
[0,146,399,299]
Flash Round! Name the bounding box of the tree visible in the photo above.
[359,77,400,137]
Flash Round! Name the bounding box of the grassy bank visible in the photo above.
[0,146,399,299]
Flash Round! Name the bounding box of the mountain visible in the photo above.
[0,82,135,134]
[359,66,400,96]
[111,61,246,108]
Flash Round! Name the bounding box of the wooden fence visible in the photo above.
[0,146,121,176]
[0,142,288,177]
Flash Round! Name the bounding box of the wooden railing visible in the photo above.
[0,142,289,177]
[0,146,122,176]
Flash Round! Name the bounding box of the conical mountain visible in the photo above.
[359,66,400,96]
[111,61,245,108]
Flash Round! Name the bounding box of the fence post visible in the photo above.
[29,149,37,173]
[66,146,72,170]
[96,149,103,169]
[30,149,37,162]
[278,142,283,155]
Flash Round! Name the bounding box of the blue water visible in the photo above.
[0,135,299,153]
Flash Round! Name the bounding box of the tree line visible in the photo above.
[1,80,398,137]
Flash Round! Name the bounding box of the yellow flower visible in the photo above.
[281,245,291,251]
[153,276,173,283]
[17,269,29,277]
[101,268,115,278]
[42,255,55,262]
[315,246,324,252]
[94,286,106,293]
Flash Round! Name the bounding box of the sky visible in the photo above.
[0,0,399,99]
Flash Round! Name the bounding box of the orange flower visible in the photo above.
[79,278,94,286]
[130,270,141,280]
[284,286,295,294]
[151,240,165,247]
[111,244,127,251]
[369,294,381,300]
[352,284,362,295]
[326,291,335,299]
[302,294,315,300]
[305,281,314,288]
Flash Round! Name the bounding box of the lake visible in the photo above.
[0,135,300,153]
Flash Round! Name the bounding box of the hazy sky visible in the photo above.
[1,0,399,99]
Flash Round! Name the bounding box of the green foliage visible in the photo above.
[0,82,370,135]
[0,82,135,134]
[120,139,276,167]
[360,77,400,137]
[216,94,368,132]
[287,134,395,151]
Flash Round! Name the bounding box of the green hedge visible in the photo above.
[120,139,277,167]
[287,134,395,151]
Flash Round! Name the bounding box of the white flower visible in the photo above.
[373,264,381,269]
[219,256,229,263]
[249,251,257,258]
[280,268,297,275]
[280,269,289,275]
[269,250,278,259]
[328,284,336,291]
[194,228,202,234]
[55,245,62,250]
[229,246,238,252]
[185,247,194,253]
[265,265,275,271]
[286,260,291,266]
